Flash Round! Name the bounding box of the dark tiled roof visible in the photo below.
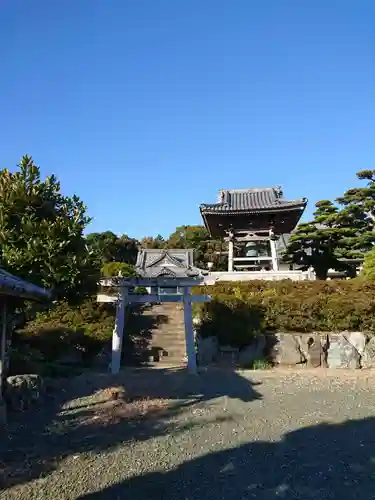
[0,269,50,301]
[200,187,307,213]
[135,249,203,279]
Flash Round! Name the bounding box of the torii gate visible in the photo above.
[98,276,212,374]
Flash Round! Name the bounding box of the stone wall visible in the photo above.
[197,331,375,369]
[268,332,373,369]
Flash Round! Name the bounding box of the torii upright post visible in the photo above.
[97,277,212,375]
[111,287,128,374]
[183,287,197,374]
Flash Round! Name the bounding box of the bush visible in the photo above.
[192,280,375,347]
[363,247,375,281]
[11,297,116,375]
[197,294,264,349]
[101,261,136,277]
[248,358,273,370]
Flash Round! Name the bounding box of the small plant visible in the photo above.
[249,358,273,370]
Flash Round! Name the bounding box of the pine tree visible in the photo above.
[284,200,348,280]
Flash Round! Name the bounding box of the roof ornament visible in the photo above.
[275,186,283,199]
[226,226,235,241]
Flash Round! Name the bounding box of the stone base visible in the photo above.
[5,374,45,411]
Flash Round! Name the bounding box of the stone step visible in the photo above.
[153,332,185,338]
[130,302,187,366]
[152,348,187,355]
[151,326,185,332]
[148,347,186,356]
[152,342,186,348]
[152,331,185,337]
[152,337,186,343]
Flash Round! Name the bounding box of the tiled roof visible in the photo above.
[200,187,307,213]
[0,269,50,301]
[135,249,204,279]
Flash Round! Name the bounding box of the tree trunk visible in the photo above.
[315,267,328,280]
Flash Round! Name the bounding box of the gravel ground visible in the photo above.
[2,368,375,499]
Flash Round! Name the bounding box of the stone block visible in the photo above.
[362,336,375,368]
[238,335,266,367]
[307,335,322,368]
[346,331,366,356]
[5,374,45,411]
[268,333,304,366]
[197,336,219,366]
[327,334,360,369]
[219,345,239,365]
[297,334,322,367]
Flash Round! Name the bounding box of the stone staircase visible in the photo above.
[136,302,187,366]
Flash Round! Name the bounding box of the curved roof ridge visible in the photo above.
[222,186,280,194]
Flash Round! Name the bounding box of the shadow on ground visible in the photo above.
[80,416,375,499]
[123,303,170,365]
[0,367,261,489]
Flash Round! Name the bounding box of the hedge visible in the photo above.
[12,279,375,372]
[11,297,116,376]
[192,279,375,348]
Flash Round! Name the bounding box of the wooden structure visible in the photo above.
[98,276,212,374]
[200,187,307,272]
[0,269,50,423]
[98,248,211,374]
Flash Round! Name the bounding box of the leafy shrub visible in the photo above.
[11,297,116,374]
[101,261,136,277]
[363,247,375,281]
[192,280,375,347]
[248,358,273,370]
[197,294,264,349]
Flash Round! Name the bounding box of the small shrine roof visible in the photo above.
[200,187,307,214]
[135,249,204,279]
[0,269,50,301]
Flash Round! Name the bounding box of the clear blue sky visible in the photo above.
[1,1,374,239]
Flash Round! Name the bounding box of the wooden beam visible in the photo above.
[0,301,7,424]
[233,256,272,261]
[100,277,208,288]
[97,293,118,303]
[98,294,211,304]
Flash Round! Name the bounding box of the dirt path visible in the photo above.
[3,368,375,499]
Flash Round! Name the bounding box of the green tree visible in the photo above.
[101,261,136,277]
[0,155,95,298]
[362,246,375,280]
[86,231,139,265]
[284,201,350,280]
[337,169,375,220]
[139,234,165,249]
[285,169,375,280]
[167,225,227,270]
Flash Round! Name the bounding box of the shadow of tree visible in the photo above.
[0,367,262,489]
[123,303,170,364]
[79,416,375,499]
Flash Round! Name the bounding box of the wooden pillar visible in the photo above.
[228,239,234,272]
[270,238,279,271]
[183,287,197,374]
[0,301,7,424]
[111,287,128,374]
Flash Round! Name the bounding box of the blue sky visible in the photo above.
[1,1,374,239]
